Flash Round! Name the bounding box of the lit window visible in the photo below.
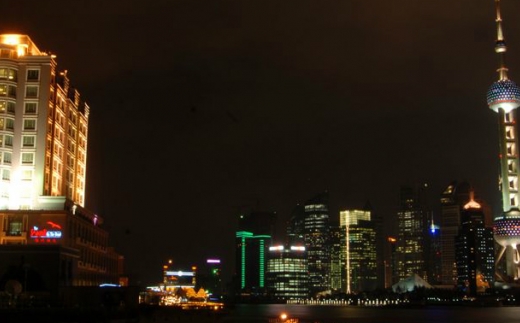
[4,135,12,147]
[5,118,13,130]
[0,85,15,97]
[7,101,14,113]
[23,119,36,130]
[3,152,11,164]
[24,102,37,114]
[8,69,16,81]
[21,152,33,164]
[0,69,17,81]
[6,215,23,236]
[21,169,32,181]
[22,135,35,147]
[26,85,38,98]
[2,169,10,181]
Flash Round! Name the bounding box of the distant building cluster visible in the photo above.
[231,0,520,301]
[233,184,496,301]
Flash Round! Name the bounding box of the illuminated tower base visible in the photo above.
[494,210,520,280]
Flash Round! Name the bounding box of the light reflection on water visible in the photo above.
[222,304,520,323]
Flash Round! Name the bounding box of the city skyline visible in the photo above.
[3,0,519,286]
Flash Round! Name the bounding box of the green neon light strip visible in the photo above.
[236,231,254,238]
[259,239,265,287]
[241,236,246,289]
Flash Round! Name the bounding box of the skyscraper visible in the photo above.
[396,185,429,282]
[455,192,495,295]
[486,0,520,283]
[339,208,377,293]
[266,244,308,299]
[302,192,331,296]
[287,192,331,296]
[439,181,470,285]
[234,212,276,298]
[329,225,345,292]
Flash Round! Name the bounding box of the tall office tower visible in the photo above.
[428,218,442,285]
[455,192,495,295]
[286,203,305,245]
[370,203,387,290]
[329,225,344,292]
[234,212,276,298]
[302,192,331,296]
[486,0,520,283]
[339,208,377,293]
[396,185,429,282]
[266,245,308,299]
[439,181,471,285]
[0,35,123,302]
[386,236,398,288]
[287,192,331,296]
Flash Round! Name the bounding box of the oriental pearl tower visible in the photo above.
[487,0,520,282]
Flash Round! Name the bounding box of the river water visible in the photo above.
[220,304,520,323]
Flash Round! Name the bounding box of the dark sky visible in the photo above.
[3,0,520,286]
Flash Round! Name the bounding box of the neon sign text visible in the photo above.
[30,226,62,239]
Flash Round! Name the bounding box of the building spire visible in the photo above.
[487,0,520,113]
[494,0,508,80]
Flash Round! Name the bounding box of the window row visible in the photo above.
[0,135,36,148]
[0,101,38,115]
[0,68,39,82]
[0,169,33,181]
[0,152,34,165]
[0,118,37,131]
[0,85,39,98]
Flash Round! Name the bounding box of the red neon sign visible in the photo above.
[30,226,62,239]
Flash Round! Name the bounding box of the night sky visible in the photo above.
[3,0,519,286]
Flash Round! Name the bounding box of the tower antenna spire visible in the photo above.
[494,0,508,80]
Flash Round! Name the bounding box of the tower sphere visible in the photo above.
[494,216,520,247]
[487,79,520,112]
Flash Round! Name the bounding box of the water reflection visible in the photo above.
[223,304,520,323]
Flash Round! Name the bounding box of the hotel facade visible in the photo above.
[0,34,124,303]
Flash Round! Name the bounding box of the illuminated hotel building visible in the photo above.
[266,245,308,299]
[486,0,520,283]
[0,34,123,301]
[339,208,377,293]
[235,212,276,297]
